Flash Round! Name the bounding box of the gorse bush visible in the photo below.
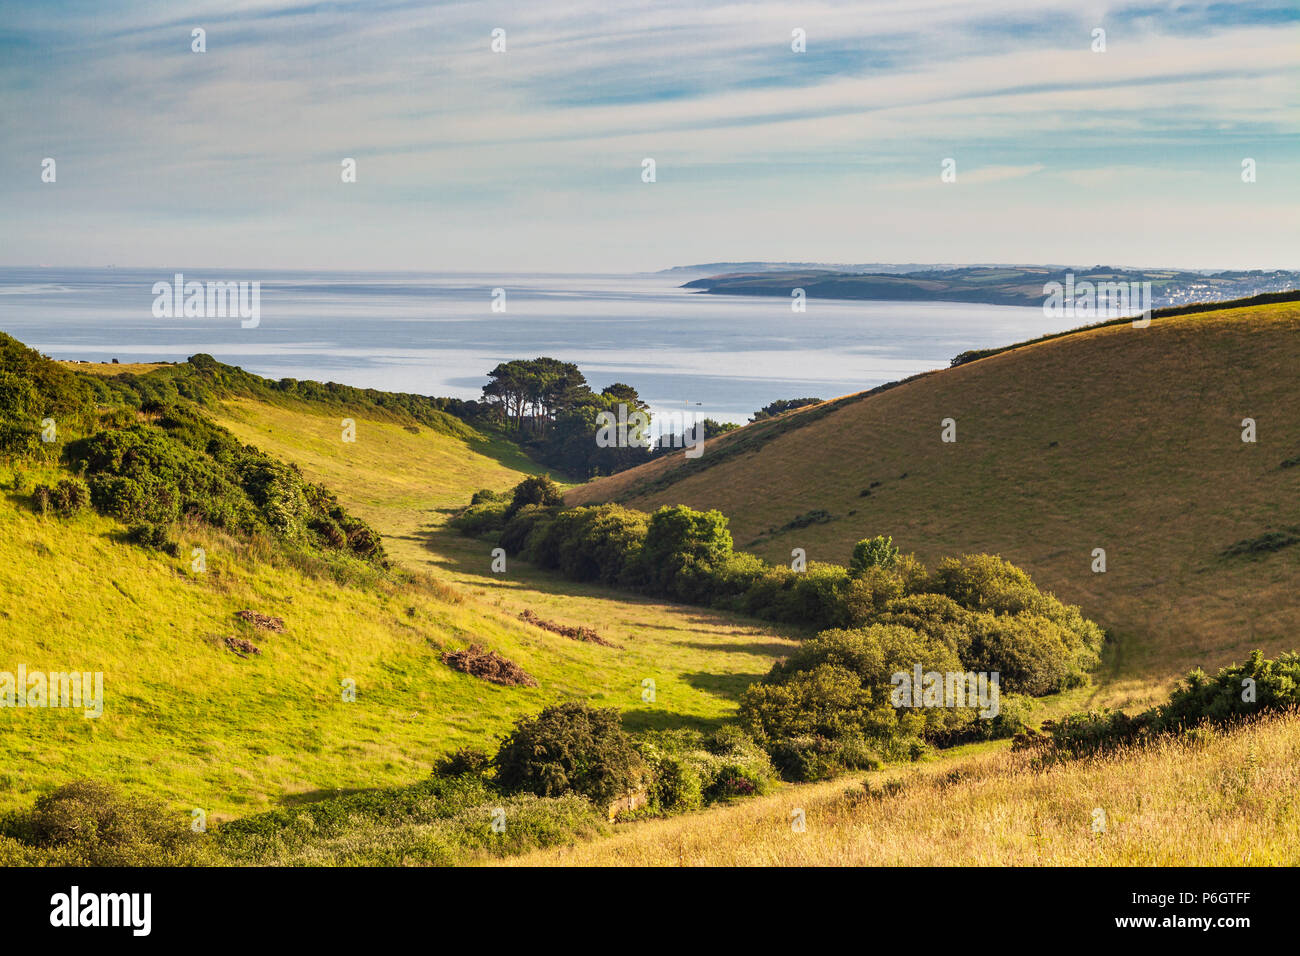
[126,522,180,555]
[17,780,209,866]
[31,477,90,517]
[1160,650,1300,726]
[493,702,644,805]
[68,412,386,565]
[0,336,411,568]
[433,748,492,778]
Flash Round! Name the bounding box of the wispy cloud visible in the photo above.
[1,0,1296,269]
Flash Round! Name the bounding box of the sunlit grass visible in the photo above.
[0,401,801,819]
[503,711,1300,866]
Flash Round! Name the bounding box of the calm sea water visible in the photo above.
[0,268,1077,424]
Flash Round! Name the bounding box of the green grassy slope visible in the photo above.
[567,300,1300,709]
[0,360,799,816]
[208,399,801,730]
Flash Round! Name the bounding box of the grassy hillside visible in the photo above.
[0,349,800,820]
[505,710,1300,866]
[209,398,802,730]
[568,300,1300,709]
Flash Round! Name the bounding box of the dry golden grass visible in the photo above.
[503,712,1300,866]
[59,360,174,376]
[569,302,1300,709]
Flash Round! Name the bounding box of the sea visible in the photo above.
[0,268,1081,424]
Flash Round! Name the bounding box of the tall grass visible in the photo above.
[504,711,1300,866]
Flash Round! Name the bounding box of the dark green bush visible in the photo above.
[50,477,90,515]
[493,702,643,805]
[126,522,180,555]
[26,780,208,866]
[452,501,509,537]
[498,504,556,556]
[766,732,884,783]
[434,748,492,777]
[638,505,733,600]
[506,475,564,517]
[89,473,182,525]
[31,478,90,517]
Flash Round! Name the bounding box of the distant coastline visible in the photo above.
[682,265,1300,309]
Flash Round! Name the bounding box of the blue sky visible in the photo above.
[1,0,1297,271]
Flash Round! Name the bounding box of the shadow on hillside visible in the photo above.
[681,640,793,657]
[681,670,767,699]
[277,786,371,808]
[619,707,729,735]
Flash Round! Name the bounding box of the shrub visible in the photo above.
[635,727,773,807]
[470,488,505,505]
[778,562,853,629]
[493,702,643,805]
[309,515,348,548]
[638,505,733,600]
[498,504,556,557]
[1156,650,1300,730]
[636,741,705,812]
[434,748,492,778]
[871,593,975,657]
[26,780,207,866]
[89,473,182,525]
[1028,651,1300,759]
[31,479,90,517]
[451,501,510,537]
[850,535,899,574]
[49,477,90,515]
[843,566,906,624]
[740,664,883,745]
[963,612,1075,696]
[768,735,842,782]
[126,522,179,555]
[506,475,563,517]
[561,505,650,588]
[1026,709,1152,759]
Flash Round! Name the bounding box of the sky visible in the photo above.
[1,0,1297,272]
